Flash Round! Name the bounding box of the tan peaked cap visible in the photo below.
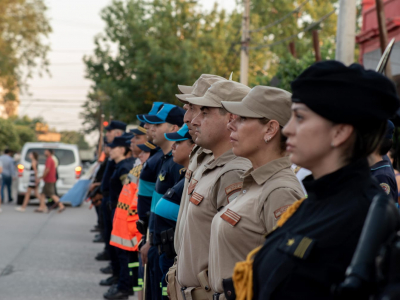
[177,74,225,95]
[186,81,251,107]
[176,75,227,104]
[221,85,292,126]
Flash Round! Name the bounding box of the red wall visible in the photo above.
[356,0,400,63]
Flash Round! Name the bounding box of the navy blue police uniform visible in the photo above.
[141,103,185,300]
[154,123,191,298]
[99,120,127,287]
[371,160,398,203]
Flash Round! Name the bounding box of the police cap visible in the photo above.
[105,120,127,131]
[291,61,400,126]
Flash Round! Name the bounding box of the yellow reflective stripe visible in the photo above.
[162,287,168,296]
[134,287,143,291]
[128,262,139,268]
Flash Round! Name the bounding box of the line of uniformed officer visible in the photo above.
[91,61,400,300]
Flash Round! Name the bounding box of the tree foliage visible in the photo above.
[0,0,51,100]
[261,40,336,92]
[83,0,339,131]
[0,118,20,151]
[60,131,90,149]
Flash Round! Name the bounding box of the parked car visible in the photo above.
[17,142,82,205]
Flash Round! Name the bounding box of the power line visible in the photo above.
[20,98,87,102]
[249,0,311,33]
[50,63,83,66]
[31,86,90,89]
[249,9,335,50]
[51,50,92,53]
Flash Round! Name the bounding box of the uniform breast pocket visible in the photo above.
[277,232,316,260]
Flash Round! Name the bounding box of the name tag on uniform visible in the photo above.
[189,192,204,206]
[185,170,192,181]
[188,179,198,195]
[220,209,241,227]
[225,182,243,203]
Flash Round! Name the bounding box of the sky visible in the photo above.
[20,0,237,146]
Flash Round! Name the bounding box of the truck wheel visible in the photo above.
[17,194,25,206]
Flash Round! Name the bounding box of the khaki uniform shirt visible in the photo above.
[177,149,251,287]
[174,146,213,254]
[208,157,305,293]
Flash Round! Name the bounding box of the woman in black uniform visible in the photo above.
[232,61,400,300]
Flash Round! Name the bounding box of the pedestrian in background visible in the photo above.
[16,152,41,212]
[0,149,16,204]
[0,159,3,213]
[36,149,65,213]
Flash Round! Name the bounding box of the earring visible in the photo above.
[265,137,271,144]
[331,142,335,147]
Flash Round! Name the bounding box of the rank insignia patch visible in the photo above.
[221,209,241,227]
[380,183,390,195]
[189,192,204,206]
[278,233,315,259]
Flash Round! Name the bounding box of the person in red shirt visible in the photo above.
[36,149,65,213]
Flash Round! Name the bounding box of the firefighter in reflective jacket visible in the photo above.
[110,155,144,297]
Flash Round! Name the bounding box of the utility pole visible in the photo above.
[375,0,392,78]
[240,0,250,86]
[312,30,321,62]
[335,0,357,65]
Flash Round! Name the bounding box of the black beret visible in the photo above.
[291,61,400,127]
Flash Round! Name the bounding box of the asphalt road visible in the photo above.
[0,202,138,300]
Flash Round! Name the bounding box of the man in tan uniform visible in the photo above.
[169,81,252,300]
[174,74,227,254]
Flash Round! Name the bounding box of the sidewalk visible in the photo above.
[0,202,137,300]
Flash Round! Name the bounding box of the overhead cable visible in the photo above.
[249,9,335,50]
[249,0,311,33]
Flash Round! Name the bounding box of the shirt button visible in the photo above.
[243,190,246,193]
[227,291,232,296]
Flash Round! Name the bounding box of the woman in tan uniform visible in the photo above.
[208,86,305,299]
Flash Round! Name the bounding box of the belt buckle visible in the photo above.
[181,287,187,300]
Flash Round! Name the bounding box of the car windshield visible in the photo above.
[24,149,76,165]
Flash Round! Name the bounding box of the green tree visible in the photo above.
[0,118,20,151]
[0,0,51,100]
[60,131,90,149]
[83,0,339,131]
[82,0,252,132]
[15,125,36,146]
[260,40,336,92]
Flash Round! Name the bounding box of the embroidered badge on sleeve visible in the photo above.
[380,183,390,195]
[274,204,292,219]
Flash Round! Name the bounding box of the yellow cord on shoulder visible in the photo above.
[232,197,306,300]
